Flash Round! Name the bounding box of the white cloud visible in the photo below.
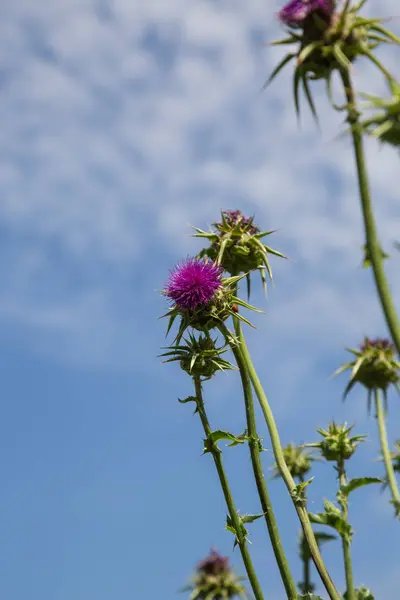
[0,0,399,374]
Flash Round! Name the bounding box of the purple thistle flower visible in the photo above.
[222,210,259,235]
[278,0,334,28]
[197,549,230,576]
[165,258,222,311]
[360,337,394,352]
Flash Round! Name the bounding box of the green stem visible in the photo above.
[192,376,265,600]
[337,461,355,600]
[298,475,313,595]
[231,319,298,599]
[374,389,400,517]
[223,324,340,600]
[340,69,400,356]
[302,539,312,594]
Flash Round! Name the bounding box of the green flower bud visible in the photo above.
[193,210,286,298]
[160,333,235,380]
[272,442,316,480]
[311,422,365,462]
[334,337,400,402]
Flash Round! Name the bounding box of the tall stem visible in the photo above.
[337,460,355,600]
[222,323,340,600]
[374,388,400,517]
[340,69,400,355]
[192,376,265,600]
[231,319,298,599]
[298,475,313,595]
[302,537,312,594]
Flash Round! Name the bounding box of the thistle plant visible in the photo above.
[266,0,400,357]
[157,1,400,598]
[335,338,400,516]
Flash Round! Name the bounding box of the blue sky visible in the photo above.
[1,1,400,599]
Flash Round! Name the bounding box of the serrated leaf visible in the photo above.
[206,429,248,449]
[308,510,353,539]
[341,477,382,497]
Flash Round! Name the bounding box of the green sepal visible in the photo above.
[262,52,296,90]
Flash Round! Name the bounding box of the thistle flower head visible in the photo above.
[334,337,400,403]
[311,422,366,462]
[221,210,259,235]
[161,257,263,342]
[278,0,334,29]
[164,258,223,311]
[160,333,235,380]
[182,549,247,600]
[197,549,230,576]
[360,79,400,148]
[266,1,400,120]
[272,442,316,480]
[193,210,286,298]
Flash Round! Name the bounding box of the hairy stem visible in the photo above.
[231,319,298,599]
[340,69,400,355]
[374,389,400,517]
[192,376,265,600]
[221,323,340,600]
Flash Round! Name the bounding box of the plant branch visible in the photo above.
[340,69,400,355]
[374,388,400,517]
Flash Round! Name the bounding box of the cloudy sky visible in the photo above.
[1,1,400,599]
